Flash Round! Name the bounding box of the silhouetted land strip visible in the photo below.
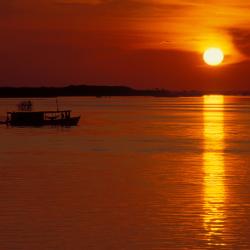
[0,85,249,98]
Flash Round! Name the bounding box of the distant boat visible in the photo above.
[0,101,80,126]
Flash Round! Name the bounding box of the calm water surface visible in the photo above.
[0,96,250,249]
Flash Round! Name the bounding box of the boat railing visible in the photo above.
[44,110,72,120]
[18,101,33,111]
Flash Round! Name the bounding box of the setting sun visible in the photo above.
[203,48,224,66]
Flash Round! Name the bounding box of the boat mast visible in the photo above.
[56,98,59,112]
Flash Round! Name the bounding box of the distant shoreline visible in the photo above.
[0,85,249,98]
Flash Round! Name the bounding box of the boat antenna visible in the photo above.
[56,98,59,111]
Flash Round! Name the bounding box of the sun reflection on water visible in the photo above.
[203,95,225,246]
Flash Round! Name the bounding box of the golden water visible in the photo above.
[0,96,250,249]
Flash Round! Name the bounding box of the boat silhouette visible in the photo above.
[1,101,80,126]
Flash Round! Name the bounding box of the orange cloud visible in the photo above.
[50,0,250,63]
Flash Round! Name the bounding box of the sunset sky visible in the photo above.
[1,0,250,90]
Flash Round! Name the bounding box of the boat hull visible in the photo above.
[8,116,80,127]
